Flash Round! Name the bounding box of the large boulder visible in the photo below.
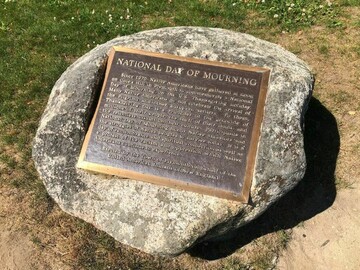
[32,27,314,256]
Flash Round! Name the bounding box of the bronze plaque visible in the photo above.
[77,47,270,202]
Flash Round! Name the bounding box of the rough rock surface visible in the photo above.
[32,27,314,256]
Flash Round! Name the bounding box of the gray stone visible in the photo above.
[32,27,314,256]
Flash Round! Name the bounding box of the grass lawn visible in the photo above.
[0,0,359,269]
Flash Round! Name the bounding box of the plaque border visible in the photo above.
[77,46,270,202]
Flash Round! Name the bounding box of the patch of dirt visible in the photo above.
[0,187,72,270]
[0,231,35,270]
[277,188,360,270]
[276,6,360,270]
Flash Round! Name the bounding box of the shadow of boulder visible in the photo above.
[188,97,339,260]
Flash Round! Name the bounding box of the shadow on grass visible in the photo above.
[188,97,340,260]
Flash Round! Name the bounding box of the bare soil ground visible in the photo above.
[277,188,360,270]
[276,7,360,270]
[0,6,359,270]
[0,187,71,270]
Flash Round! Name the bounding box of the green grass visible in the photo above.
[337,0,360,6]
[248,0,338,31]
[318,43,330,55]
[0,0,359,269]
[277,230,292,248]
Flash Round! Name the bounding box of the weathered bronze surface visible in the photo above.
[77,47,270,202]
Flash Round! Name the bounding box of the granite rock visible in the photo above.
[32,27,314,256]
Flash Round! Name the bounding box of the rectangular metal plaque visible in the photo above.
[77,47,270,202]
